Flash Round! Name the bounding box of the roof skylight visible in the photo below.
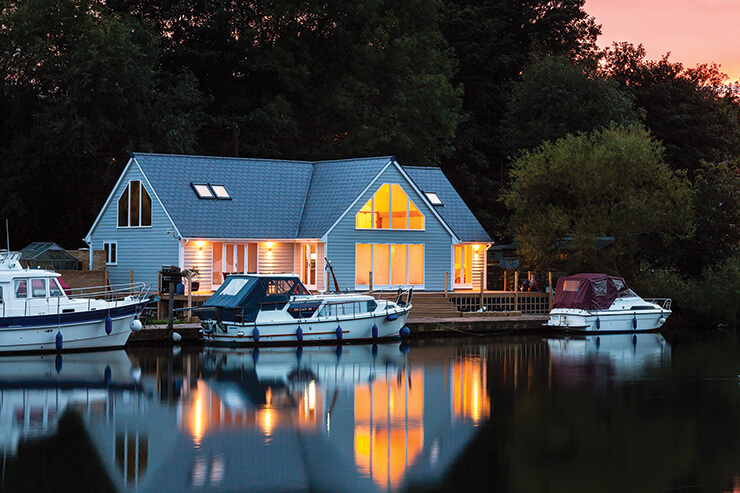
[425,192,443,206]
[210,184,231,200]
[192,183,214,199]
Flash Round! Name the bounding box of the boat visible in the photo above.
[544,273,671,333]
[0,251,153,353]
[196,273,413,345]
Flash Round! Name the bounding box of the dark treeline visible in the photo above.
[3,0,740,326]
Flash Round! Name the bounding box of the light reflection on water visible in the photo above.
[4,333,740,491]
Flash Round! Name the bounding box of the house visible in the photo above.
[84,153,491,293]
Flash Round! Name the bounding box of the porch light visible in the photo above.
[266,242,274,252]
[473,244,480,252]
[196,241,205,251]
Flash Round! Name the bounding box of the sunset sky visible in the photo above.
[585,0,740,82]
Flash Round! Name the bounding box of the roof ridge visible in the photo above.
[132,152,313,165]
[402,165,442,170]
[313,155,395,164]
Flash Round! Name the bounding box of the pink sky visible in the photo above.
[585,0,740,82]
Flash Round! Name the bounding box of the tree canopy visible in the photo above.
[502,125,693,274]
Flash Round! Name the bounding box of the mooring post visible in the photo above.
[369,271,373,293]
[444,271,449,298]
[187,273,193,322]
[168,280,175,330]
[514,271,519,312]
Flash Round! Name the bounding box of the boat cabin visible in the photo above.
[552,273,628,311]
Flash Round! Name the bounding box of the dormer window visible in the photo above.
[425,192,443,206]
[118,180,152,227]
[192,183,214,199]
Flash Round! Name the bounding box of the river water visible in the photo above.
[1,333,739,492]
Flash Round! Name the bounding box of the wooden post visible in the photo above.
[514,271,519,312]
[187,273,193,322]
[158,271,162,294]
[548,271,553,310]
[504,270,507,291]
[168,280,175,330]
[130,270,134,294]
[479,274,484,311]
[444,272,449,298]
[369,271,373,293]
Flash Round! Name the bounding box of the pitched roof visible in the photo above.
[297,157,393,238]
[134,153,313,239]
[402,166,492,243]
[127,153,490,242]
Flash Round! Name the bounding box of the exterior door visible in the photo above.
[213,243,256,288]
[454,245,473,289]
[301,244,317,290]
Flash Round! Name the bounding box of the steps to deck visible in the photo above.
[407,292,461,320]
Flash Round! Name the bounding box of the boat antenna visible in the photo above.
[4,219,8,253]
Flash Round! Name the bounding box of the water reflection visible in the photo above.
[6,333,740,492]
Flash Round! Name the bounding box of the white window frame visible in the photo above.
[425,191,443,206]
[355,183,425,231]
[117,180,152,228]
[210,184,231,200]
[104,242,118,265]
[354,243,425,290]
[191,183,215,199]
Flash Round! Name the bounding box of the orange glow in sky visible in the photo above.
[585,0,740,82]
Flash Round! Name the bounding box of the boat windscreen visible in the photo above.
[221,277,253,296]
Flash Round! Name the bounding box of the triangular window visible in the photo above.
[355,184,424,230]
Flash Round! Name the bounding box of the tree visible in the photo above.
[107,0,463,165]
[0,0,205,248]
[439,0,602,238]
[500,55,640,155]
[502,125,692,274]
[600,42,740,176]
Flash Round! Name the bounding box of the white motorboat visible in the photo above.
[544,273,671,333]
[197,273,413,345]
[0,251,153,353]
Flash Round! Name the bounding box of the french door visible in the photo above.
[211,242,257,287]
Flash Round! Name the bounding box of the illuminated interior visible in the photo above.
[454,245,474,286]
[356,244,424,287]
[211,242,258,286]
[356,184,424,230]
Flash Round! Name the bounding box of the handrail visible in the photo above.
[645,298,672,311]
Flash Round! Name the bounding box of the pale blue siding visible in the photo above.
[326,164,454,291]
[87,160,179,288]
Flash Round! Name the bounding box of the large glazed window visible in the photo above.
[355,244,424,287]
[118,180,152,227]
[355,184,424,230]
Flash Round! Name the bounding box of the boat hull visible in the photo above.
[545,309,670,333]
[0,302,145,353]
[203,308,411,346]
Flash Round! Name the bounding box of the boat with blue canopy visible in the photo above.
[196,273,413,345]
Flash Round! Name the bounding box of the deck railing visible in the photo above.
[450,292,551,315]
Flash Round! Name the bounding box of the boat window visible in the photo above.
[562,280,580,292]
[32,279,47,298]
[266,279,308,296]
[14,279,27,298]
[612,279,625,291]
[617,288,638,298]
[221,277,252,296]
[593,280,607,296]
[49,279,64,297]
[0,286,3,302]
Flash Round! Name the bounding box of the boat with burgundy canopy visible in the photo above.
[544,273,671,333]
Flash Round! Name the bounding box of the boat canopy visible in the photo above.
[199,275,310,323]
[552,273,628,311]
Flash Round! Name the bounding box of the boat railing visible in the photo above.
[254,289,412,323]
[9,283,152,317]
[644,298,672,311]
[0,251,22,266]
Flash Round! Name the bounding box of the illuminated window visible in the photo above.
[356,244,424,287]
[118,180,152,227]
[355,184,424,230]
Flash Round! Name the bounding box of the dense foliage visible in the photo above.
[3,0,740,329]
